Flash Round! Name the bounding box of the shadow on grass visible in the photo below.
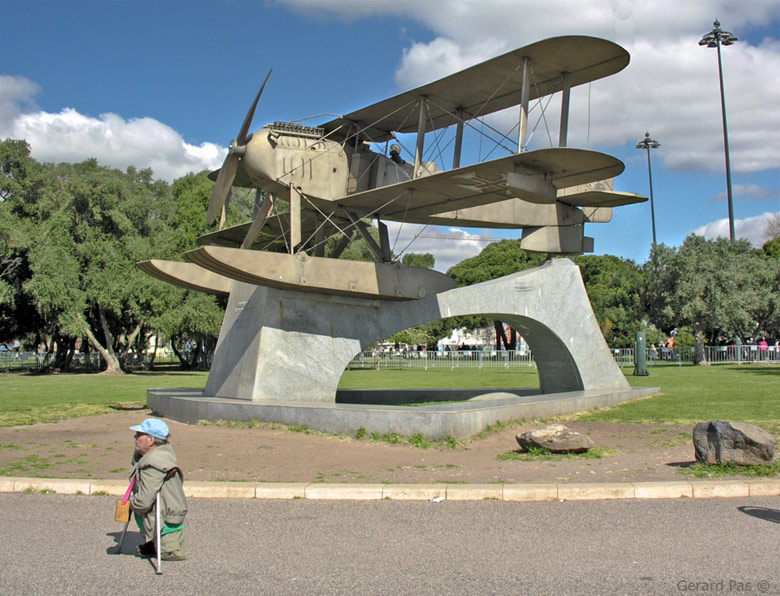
[9,369,205,378]
[731,367,780,377]
[130,371,206,377]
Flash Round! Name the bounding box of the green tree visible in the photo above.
[762,237,780,259]
[446,239,547,285]
[447,240,645,348]
[445,240,547,347]
[1,142,179,373]
[0,140,45,346]
[402,252,435,269]
[643,235,780,364]
[573,254,643,347]
[151,171,226,370]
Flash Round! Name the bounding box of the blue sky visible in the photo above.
[2,0,778,271]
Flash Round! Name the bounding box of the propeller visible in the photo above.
[206,68,273,225]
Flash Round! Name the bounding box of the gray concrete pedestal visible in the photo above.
[149,259,657,438]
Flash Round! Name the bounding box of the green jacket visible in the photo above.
[129,444,187,526]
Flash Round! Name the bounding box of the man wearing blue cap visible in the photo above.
[128,418,187,561]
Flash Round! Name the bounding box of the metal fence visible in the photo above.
[347,344,778,370]
[347,349,537,370]
[2,343,777,373]
[0,351,181,373]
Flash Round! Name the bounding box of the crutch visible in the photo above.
[154,491,162,575]
[114,517,132,554]
[114,513,133,555]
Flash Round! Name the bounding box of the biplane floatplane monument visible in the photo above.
[140,35,659,438]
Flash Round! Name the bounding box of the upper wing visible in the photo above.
[315,147,625,221]
[319,36,629,144]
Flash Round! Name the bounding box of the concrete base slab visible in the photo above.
[148,385,659,440]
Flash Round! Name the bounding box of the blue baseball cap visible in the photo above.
[130,418,169,440]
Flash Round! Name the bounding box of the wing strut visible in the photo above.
[559,73,571,147]
[518,57,531,151]
[314,213,326,258]
[377,219,391,262]
[452,110,465,168]
[344,210,391,263]
[330,233,351,259]
[413,97,427,178]
[290,186,301,252]
[241,191,273,249]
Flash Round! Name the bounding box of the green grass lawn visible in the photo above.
[341,364,779,429]
[338,366,541,390]
[0,363,777,430]
[582,364,779,429]
[0,370,208,427]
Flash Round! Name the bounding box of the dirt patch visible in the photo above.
[0,410,711,484]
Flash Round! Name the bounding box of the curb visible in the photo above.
[2,476,779,502]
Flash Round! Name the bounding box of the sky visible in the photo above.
[1,0,778,272]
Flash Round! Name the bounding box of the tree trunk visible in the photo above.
[145,334,158,371]
[190,340,202,371]
[170,336,190,370]
[97,308,124,374]
[79,312,123,375]
[39,335,53,369]
[202,337,215,370]
[494,320,508,350]
[118,321,142,371]
[53,335,76,372]
[694,329,709,366]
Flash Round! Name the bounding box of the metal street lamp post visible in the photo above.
[636,132,661,246]
[699,18,738,242]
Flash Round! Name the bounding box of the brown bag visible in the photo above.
[115,499,131,523]
[115,477,135,523]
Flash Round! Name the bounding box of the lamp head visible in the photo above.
[699,18,738,48]
[636,132,660,150]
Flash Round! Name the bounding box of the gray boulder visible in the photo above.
[516,424,593,453]
[693,421,776,465]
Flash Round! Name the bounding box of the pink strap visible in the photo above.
[121,477,135,505]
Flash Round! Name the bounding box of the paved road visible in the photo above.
[1,493,778,595]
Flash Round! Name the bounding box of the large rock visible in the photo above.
[693,421,776,465]
[516,424,593,453]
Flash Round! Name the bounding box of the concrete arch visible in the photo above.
[204,258,628,403]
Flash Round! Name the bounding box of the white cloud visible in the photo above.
[0,75,40,132]
[395,37,507,88]
[282,0,780,175]
[708,183,780,203]
[693,211,780,247]
[0,76,226,182]
[385,221,489,272]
